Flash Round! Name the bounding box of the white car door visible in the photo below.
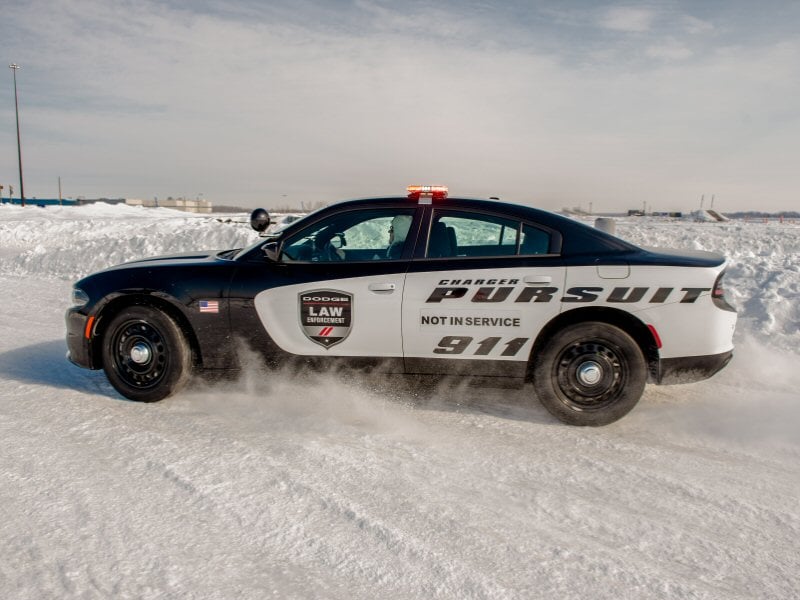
[251,207,418,363]
[402,209,566,377]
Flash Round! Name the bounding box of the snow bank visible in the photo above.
[0,203,262,280]
[1,204,799,599]
[610,217,800,352]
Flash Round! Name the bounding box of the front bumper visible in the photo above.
[656,350,733,384]
[65,309,97,369]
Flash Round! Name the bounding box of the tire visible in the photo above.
[102,306,192,402]
[532,322,646,426]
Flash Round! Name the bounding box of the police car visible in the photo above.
[66,186,737,425]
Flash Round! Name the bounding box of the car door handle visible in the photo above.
[368,282,396,292]
[523,275,552,284]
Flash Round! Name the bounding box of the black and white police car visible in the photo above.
[67,186,736,425]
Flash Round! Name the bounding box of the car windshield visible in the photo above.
[232,207,326,260]
[231,235,273,260]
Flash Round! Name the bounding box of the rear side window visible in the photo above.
[427,210,553,258]
[520,224,551,255]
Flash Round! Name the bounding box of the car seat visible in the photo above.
[428,222,457,258]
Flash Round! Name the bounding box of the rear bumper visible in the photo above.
[66,309,97,369]
[656,350,733,384]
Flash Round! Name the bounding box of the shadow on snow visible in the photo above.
[0,339,118,398]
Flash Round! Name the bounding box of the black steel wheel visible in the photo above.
[102,306,191,402]
[533,322,646,426]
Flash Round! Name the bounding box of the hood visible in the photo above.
[97,250,233,273]
[122,250,217,265]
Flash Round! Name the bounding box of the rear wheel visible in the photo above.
[102,306,192,402]
[533,322,646,426]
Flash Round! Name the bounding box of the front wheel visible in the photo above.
[532,322,646,426]
[102,306,192,402]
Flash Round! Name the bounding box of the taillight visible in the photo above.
[712,271,736,312]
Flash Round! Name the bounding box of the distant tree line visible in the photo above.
[727,211,800,219]
[211,204,250,213]
[211,201,327,214]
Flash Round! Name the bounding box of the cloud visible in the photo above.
[646,39,694,61]
[682,15,714,35]
[598,6,657,33]
[1,1,799,212]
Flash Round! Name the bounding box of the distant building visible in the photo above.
[691,209,729,222]
[125,197,213,213]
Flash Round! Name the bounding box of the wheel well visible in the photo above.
[527,307,660,383]
[90,294,202,369]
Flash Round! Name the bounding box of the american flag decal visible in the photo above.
[199,300,219,313]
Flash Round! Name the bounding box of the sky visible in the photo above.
[1,0,798,212]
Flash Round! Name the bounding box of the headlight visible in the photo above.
[71,287,89,308]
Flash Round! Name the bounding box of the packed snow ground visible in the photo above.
[0,203,798,599]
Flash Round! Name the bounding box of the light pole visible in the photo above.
[9,63,25,207]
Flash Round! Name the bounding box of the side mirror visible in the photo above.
[250,208,271,233]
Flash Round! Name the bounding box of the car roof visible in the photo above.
[325,196,568,226]
[272,195,638,256]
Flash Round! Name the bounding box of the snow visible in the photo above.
[1,203,798,599]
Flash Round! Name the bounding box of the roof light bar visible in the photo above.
[407,185,448,201]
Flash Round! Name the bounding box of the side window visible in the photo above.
[280,208,416,262]
[427,210,553,258]
[520,224,551,255]
[428,211,520,258]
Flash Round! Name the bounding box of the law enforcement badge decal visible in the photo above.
[299,290,353,349]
